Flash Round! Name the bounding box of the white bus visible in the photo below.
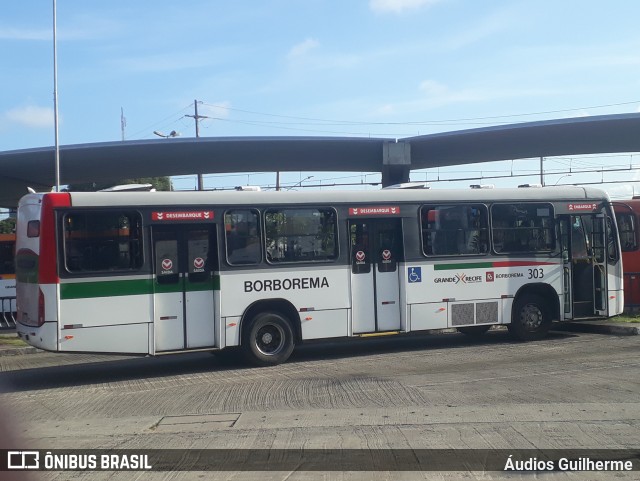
[15,187,623,365]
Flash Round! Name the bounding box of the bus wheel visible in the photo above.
[242,311,294,366]
[457,325,491,337]
[508,294,551,341]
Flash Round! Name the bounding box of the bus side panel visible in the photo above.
[58,285,153,354]
[223,316,241,347]
[58,323,150,353]
[220,265,350,341]
[409,302,448,331]
[22,319,59,352]
[301,309,348,340]
[608,269,624,316]
[16,282,58,351]
[405,261,562,327]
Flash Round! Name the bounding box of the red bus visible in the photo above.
[614,199,640,312]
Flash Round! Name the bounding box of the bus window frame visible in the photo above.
[615,211,638,252]
[224,208,263,266]
[263,206,339,265]
[60,209,146,276]
[419,203,490,257]
[490,202,556,255]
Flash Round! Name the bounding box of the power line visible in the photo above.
[127,103,194,140]
[201,99,640,127]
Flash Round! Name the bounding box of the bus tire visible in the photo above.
[457,325,491,337]
[242,311,294,366]
[508,293,551,341]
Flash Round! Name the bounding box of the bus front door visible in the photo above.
[559,214,608,319]
[153,225,217,351]
[350,219,403,333]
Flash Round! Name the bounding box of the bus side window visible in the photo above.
[491,203,554,254]
[421,204,488,256]
[225,210,261,265]
[64,211,143,274]
[615,212,637,252]
[265,208,337,263]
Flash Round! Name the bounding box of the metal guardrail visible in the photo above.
[1,296,16,329]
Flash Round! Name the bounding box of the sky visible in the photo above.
[2,0,640,195]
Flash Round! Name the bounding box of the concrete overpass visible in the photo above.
[1,112,640,207]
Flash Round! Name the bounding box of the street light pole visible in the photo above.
[53,0,60,192]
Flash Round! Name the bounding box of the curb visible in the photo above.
[552,322,640,336]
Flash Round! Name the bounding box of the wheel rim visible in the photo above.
[255,323,285,356]
[519,303,543,331]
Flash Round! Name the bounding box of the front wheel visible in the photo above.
[508,294,552,341]
[242,311,295,366]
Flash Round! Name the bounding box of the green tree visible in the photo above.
[65,176,172,192]
[0,217,16,234]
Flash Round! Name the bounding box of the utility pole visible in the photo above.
[185,99,209,190]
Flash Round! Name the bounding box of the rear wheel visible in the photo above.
[457,325,491,337]
[508,294,552,341]
[242,311,295,366]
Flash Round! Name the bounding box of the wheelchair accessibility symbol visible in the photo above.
[408,267,422,283]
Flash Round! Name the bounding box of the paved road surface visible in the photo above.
[0,329,638,480]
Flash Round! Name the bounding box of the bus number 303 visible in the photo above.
[528,268,544,279]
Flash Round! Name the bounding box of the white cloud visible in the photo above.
[0,27,50,41]
[4,106,54,128]
[419,80,449,97]
[113,46,242,73]
[0,14,121,42]
[287,38,320,60]
[369,0,442,14]
[442,6,520,50]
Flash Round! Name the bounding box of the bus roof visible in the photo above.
[20,185,610,209]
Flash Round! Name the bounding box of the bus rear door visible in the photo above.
[350,218,403,333]
[153,224,217,351]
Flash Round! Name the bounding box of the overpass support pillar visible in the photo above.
[381,141,411,187]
